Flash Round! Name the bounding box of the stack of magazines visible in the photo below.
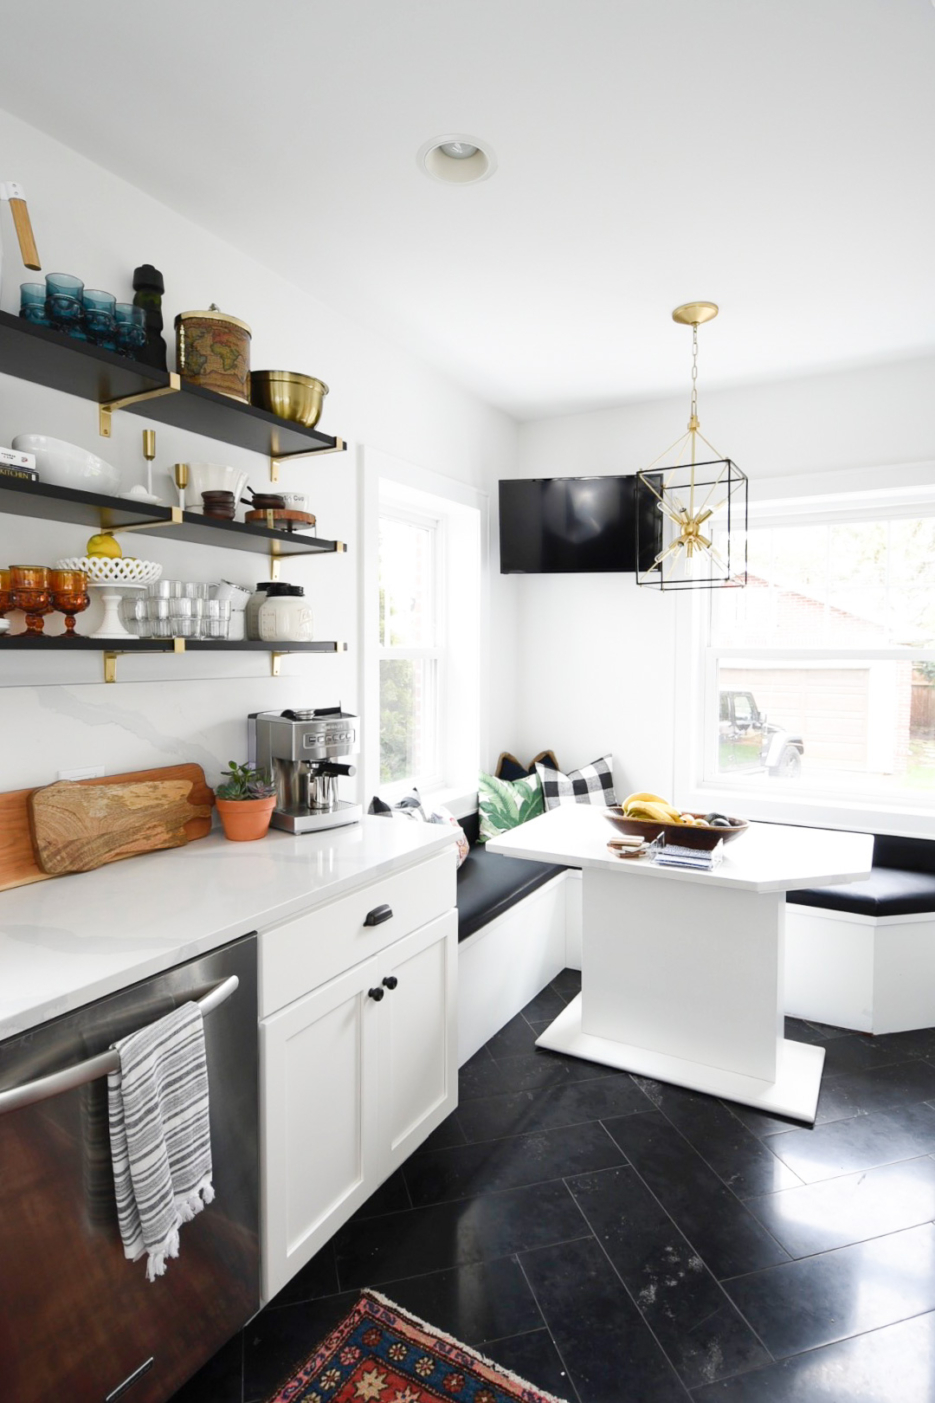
[652,839,724,871]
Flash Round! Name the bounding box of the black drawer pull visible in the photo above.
[368,986,385,1002]
[364,904,394,927]
[382,976,398,991]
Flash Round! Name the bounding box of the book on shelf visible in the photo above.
[0,463,38,482]
[0,446,37,475]
[652,839,724,871]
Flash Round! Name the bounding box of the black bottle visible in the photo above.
[132,264,168,371]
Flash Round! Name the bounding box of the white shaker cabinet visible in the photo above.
[260,848,457,1302]
[379,912,458,1174]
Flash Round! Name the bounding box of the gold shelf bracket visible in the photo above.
[99,373,182,438]
[98,506,183,533]
[269,437,346,483]
[102,635,185,683]
[271,651,284,677]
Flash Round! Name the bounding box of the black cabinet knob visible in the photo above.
[367,986,385,1002]
[382,976,398,990]
[364,904,393,927]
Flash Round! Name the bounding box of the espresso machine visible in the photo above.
[249,706,361,833]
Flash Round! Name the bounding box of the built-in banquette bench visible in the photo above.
[785,834,935,1034]
[455,812,581,1063]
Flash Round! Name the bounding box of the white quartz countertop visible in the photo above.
[0,817,454,1039]
[487,805,875,894]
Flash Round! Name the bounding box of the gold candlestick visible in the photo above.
[173,462,190,511]
[142,429,156,499]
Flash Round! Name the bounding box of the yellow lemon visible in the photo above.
[86,533,122,559]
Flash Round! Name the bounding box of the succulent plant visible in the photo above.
[216,761,277,801]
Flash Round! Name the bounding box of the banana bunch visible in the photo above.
[621,792,683,824]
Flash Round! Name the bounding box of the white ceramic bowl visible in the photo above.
[277,492,309,512]
[187,461,250,511]
[13,435,121,495]
[55,556,163,584]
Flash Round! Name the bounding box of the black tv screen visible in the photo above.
[498,476,661,574]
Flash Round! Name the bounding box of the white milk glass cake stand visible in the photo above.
[54,557,162,641]
[86,582,148,639]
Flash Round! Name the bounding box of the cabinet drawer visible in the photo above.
[260,848,456,1016]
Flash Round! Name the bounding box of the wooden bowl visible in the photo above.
[603,808,749,851]
[244,508,317,534]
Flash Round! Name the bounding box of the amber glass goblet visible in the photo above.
[51,569,90,635]
[0,568,13,627]
[10,565,53,635]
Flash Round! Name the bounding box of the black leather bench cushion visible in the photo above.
[787,867,935,918]
[873,834,935,875]
[457,841,566,941]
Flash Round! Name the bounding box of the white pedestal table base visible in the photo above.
[536,994,826,1123]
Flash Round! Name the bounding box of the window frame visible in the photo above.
[377,499,447,792]
[675,488,935,838]
[360,447,485,816]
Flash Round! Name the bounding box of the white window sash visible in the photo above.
[674,491,935,836]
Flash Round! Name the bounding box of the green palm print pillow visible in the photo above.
[478,770,544,843]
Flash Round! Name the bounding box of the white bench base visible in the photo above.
[785,903,935,1034]
[457,870,580,1065]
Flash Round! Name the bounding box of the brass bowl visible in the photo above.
[603,808,749,851]
[252,370,329,428]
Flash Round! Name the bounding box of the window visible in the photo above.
[378,505,444,786]
[695,496,935,813]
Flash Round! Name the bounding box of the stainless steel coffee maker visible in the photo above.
[249,706,361,833]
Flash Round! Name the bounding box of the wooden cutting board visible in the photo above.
[0,764,214,890]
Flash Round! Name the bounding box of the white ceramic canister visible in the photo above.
[258,584,314,642]
[245,581,280,640]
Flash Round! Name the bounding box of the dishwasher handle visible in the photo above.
[0,974,240,1118]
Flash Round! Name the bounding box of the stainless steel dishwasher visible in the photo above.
[0,932,259,1403]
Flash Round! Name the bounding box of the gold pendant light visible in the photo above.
[635,303,747,590]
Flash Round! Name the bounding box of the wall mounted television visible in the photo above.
[498,475,662,574]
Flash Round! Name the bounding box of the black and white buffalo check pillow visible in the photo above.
[535,755,616,810]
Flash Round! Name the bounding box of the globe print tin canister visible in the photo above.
[175,305,251,402]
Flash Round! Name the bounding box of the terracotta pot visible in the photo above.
[216,795,276,842]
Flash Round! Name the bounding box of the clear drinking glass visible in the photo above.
[203,599,231,639]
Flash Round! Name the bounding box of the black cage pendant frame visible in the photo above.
[636,457,748,591]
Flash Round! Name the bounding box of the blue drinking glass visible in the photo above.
[83,289,117,352]
[115,302,147,357]
[19,282,49,327]
[45,273,85,339]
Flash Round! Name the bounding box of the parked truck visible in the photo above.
[719,689,804,778]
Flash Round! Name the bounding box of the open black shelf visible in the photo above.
[0,637,345,654]
[0,310,344,460]
[0,475,344,558]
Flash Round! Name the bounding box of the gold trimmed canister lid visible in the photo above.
[174,303,252,336]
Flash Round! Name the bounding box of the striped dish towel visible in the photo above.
[108,1001,215,1281]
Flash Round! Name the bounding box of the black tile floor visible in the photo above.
[171,971,935,1403]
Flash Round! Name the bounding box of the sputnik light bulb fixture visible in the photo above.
[635,302,747,590]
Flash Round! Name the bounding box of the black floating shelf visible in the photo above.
[0,637,345,654]
[0,476,344,558]
[0,310,344,460]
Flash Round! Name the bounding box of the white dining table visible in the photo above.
[487,806,874,1123]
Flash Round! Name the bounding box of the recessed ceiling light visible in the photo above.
[417,134,497,185]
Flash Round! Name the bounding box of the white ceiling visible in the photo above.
[3,0,934,420]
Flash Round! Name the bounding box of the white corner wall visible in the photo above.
[0,108,517,792]
[505,357,935,800]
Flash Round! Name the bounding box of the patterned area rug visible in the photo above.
[265,1289,569,1403]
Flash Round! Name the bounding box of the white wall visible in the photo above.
[506,356,935,802]
[0,109,517,793]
